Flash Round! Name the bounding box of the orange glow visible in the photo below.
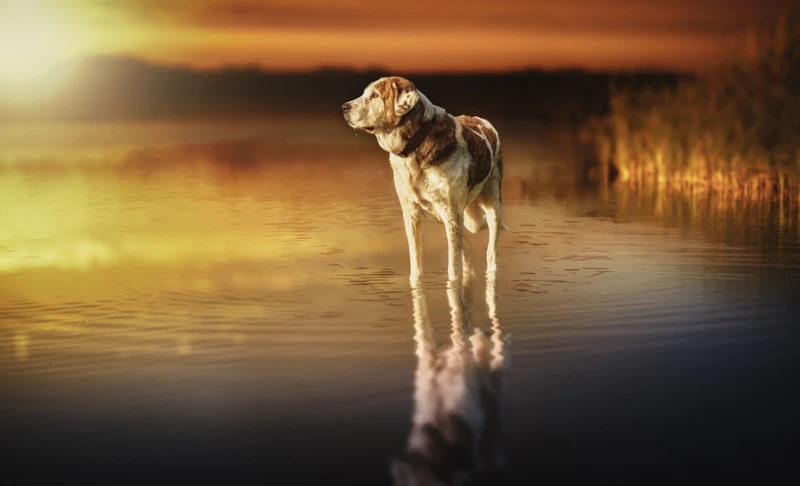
[11,0,793,72]
[134,26,726,72]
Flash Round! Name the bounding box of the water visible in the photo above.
[1,118,798,484]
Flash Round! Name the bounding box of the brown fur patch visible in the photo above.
[390,77,417,116]
[395,102,425,141]
[374,76,418,127]
[457,116,498,155]
[416,113,457,169]
[372,78,400,125]
[457,116,494,189]
[480,125,498,154]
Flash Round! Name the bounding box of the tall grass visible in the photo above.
[590,15,800,200]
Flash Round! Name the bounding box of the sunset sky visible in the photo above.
[0,0,796,76]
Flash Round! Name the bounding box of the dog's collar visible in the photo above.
[397,117,435,158]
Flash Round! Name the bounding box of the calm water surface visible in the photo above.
[1,119,798,484]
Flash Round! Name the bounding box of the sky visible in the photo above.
[0,0,796,77]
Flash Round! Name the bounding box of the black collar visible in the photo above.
[397,117,435,158]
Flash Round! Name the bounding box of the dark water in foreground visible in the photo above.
[1,119,798,484]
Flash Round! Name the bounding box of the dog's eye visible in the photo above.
[371,92,379,99]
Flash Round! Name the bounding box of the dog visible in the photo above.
[342,77,507,284]
[391,276,510,485]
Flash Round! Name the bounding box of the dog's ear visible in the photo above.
[392,78,420,116]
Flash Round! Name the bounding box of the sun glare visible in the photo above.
[0,0,76,97]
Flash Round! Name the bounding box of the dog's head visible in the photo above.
[342,76,420,134]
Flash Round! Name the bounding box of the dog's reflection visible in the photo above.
[392,276,511,485]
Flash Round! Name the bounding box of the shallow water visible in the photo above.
[1,119,798,484]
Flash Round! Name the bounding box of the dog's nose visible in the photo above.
[342,102,351,113]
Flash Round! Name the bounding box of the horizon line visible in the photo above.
[67,54,694,77]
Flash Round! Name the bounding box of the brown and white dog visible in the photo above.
[342,77,507,284]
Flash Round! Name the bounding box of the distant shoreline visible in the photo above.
[0,56,682,123]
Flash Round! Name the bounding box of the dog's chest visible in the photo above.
[390,156,444,221]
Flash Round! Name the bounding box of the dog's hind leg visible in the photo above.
[494,153,509,231]
[478,174,503,277]
[483,201,501,277]
[463,200,486,235]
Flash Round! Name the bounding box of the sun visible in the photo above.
[0,1,76,94]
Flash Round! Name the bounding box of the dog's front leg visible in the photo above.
[438,205,464,284]
[401,203,424,283]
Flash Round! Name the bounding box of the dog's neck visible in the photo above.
[397,117,435,158]
[376,92,439,156]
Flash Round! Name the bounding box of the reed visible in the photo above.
[589,15,800,201]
